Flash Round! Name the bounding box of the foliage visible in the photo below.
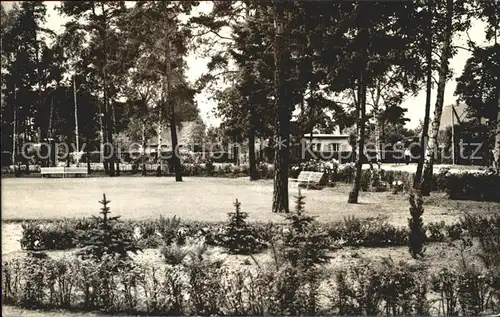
[329,258,429,315]
[461,213,500,286]
[136,215,183,249]
[76,194,140,264]
[213,199,267,255]
[4,252,499,315]
[455,45,500,136]
[20,213,488,253]
[281,189,332,269]
[160,242,189,266]
[327,216,408,248]
[408,190,426,259]
[20,218,96,251]
[443,172,500,202]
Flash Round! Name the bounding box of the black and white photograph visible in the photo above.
[1,0,499,316]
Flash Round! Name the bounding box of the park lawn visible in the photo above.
[2,175,495,317]
[3,306,107,317]
[2,176,499,225]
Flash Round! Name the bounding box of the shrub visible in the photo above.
[457,266,493,316]
[431,268,460,316]
[444,172,500,202]
[257,161,273,179]
[184,243,225,315]
[426,221,446,242]
[282,189,332,269]
[76,194,140,264]
[446,222,464,241]
[378,258,429,316]
[20,219,96,251]
[461,213,500,272]
[408,190,425,259]
[213,199,267,255]
[330,259,383,315]
[327,216,408,248]
[2,254,499,315]
[160,242,189,265]
[360,169,371,191]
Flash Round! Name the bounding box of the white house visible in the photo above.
[302,126,352,152]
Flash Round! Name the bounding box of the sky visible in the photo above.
[1,1,492,129]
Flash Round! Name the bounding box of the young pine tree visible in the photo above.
[77,194,140,263]
[283,189,331,268]
[220,199,266,254]
[408,189,426,259]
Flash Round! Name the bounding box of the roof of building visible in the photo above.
[439,103,488,130]
[440,103,468,129]
[302,134,350,138]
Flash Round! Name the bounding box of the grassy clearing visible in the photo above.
[2,176,499,224]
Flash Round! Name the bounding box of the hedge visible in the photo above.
[18,214,496,252]
[2,249,499,315]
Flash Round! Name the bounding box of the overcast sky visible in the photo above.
[2,1,491,129]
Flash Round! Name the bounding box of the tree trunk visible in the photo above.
[142,121,147,176]
[348,70,367,204]
[495,89,500,172]
[48,93,54,167]
[259,137,264,161]
[73,75,80,165]
[12,83,17,169]
[157,114,163,177]
[421,0,453,196]
[494,38,500,172]
[372,80,382,167]
[86,134,91,174]
[92,3,108,174]
[249,128,259,180]
[66,140,71,167]
[98,101,106,172]
[170,109,182,181]
[414,0,433,188]
[375,119,382,166]
[98,2,114,176]
[272,0,289,213]
[165,33,182,182]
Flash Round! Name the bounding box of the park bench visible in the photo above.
[41,166,88,178]
[292,171,327,189]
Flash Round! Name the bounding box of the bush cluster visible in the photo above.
[181,162,274,179]
[3,254,499,315]
[326,216,408,247]
[20,218,96,250]
[76,194,140,264]
[291,160,500,202]
[443,172,500,202]
[210,199,267,254]
[21,215,495,252]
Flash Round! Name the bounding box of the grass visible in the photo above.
[3,306,106,317]
[2,173,497,317]
[2,176,499,225]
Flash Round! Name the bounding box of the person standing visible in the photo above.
[405,147,411,165]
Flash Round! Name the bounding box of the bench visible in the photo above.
[41,167,88,178]
[292,171,327,189]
